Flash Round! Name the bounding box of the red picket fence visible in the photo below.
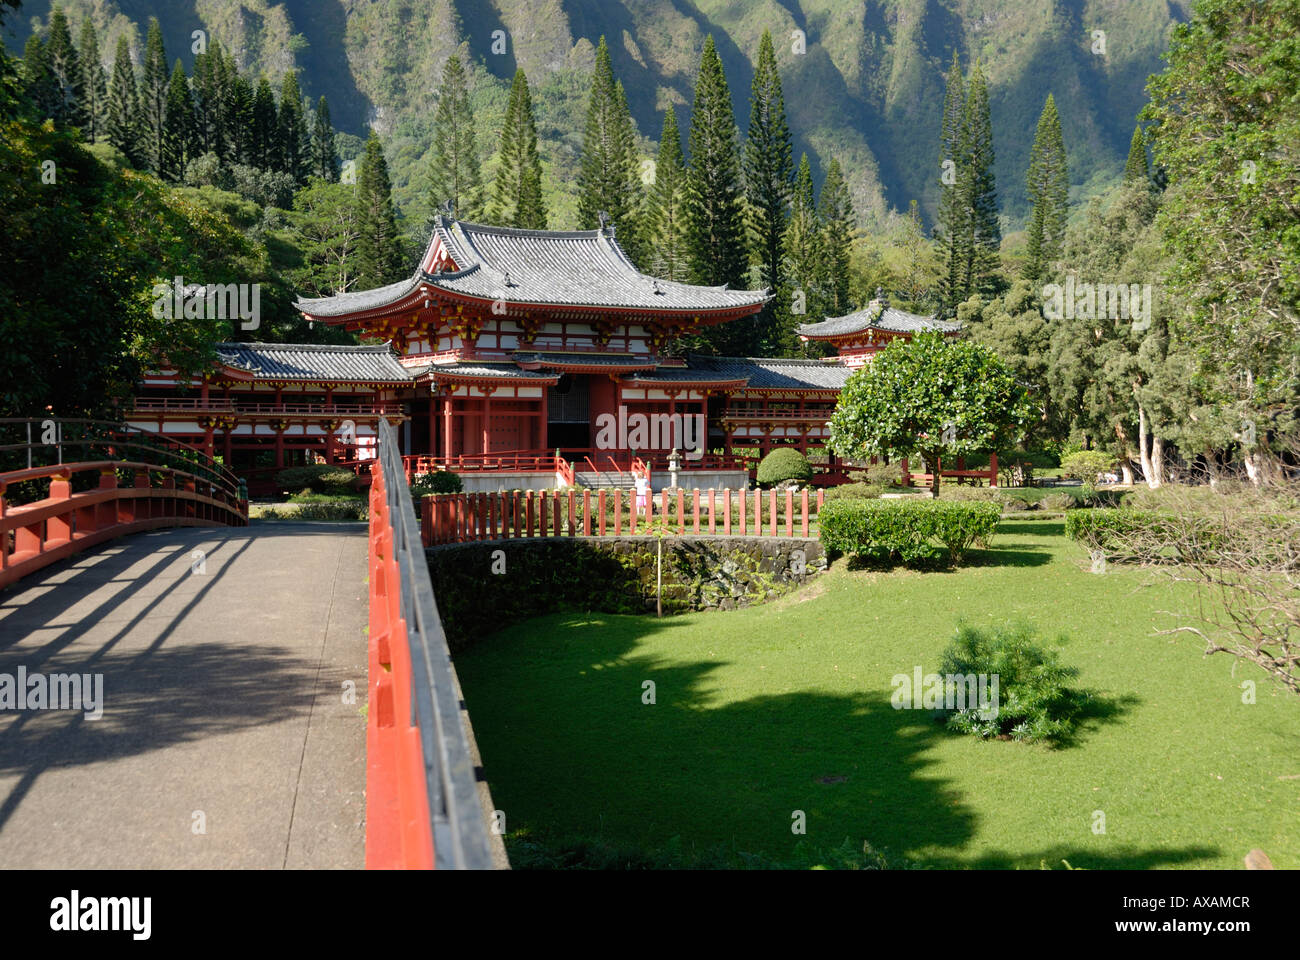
[421,486,827,547]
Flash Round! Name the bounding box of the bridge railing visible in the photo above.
[366,418,495,869]
[0,419,248,590]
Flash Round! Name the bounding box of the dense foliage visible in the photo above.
[818,499,1001,566]
[755,447,812,487]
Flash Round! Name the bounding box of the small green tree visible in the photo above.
[756,447,812,487]
[829,333,1035,497]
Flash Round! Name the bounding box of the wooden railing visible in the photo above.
[130,398,404,417]
[0,417,248,589]
[422,486,827,546]
[901,453,999,488]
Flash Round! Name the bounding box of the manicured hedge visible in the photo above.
[275,464,357,495]
[1066,507,1300,568]
[756,447,812,486]
[1065,509,1192,564]
[819,498,1001,565]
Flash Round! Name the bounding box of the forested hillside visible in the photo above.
[3,0,1190,229]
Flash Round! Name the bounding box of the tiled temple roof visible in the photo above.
[295,217,770,317]
[213,342,415,383]
[798,300,961,339]
[686,356,853,390]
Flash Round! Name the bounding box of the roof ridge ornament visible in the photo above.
[442,198,454,217]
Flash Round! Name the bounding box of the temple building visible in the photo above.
[128,220,959,493]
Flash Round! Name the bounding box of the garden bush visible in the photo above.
[1039,492,1075,512]
[937,623,1091,745]
[1059,450,1116,483]
[818,498,1001,565]
[275,464,357,496]
[821,482,883,502]
[756,448,812,487]
[411,470,463,497]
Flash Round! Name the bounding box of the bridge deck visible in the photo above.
[0,523,367,869]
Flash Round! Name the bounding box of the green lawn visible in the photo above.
[455,521,1299,869]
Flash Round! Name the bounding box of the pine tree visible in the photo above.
[683,36,748,292]
[646,107,688,280]
[139,17,168,175]
[162,60,193,181]
[785,153,825,325]
[250,75,278,170]
[191,39,225,159]
[744,29,794,354]
[278,71,311,184]
[77,18,108,142]
[46,7,84,130]
[575,37,645,262]
[490,69,546,229]
[227,64,254,166]
[354,131,405,289]
[428,54,482,219]
[1022,93,1068,283]
[935,51,968,312]
[1123,123,1149,183]
[960,61,1001,299]
[22,34,60,122]
[105,35,141,165]
[818,158,854,317]
[312,96,339,181]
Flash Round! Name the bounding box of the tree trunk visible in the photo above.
[925,450,941,498]
[1120,459,1134,485]
[1150,434,1165,488]
[1138,405,1155,487]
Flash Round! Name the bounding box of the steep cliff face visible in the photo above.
[10,0,1190,228]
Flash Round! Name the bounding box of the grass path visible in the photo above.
[455,521,1299,868]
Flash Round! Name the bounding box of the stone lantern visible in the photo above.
[668,447,681,490]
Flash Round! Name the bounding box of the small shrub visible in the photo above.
[819,498,1001,565]
[821,482,883,502]
[756,447,812,487]
[275,464,357,496]
[862,461,902,487]
[938,623,1091,745]
[411,470,463,496]
[1059,450,1116,483]
[257,501,367,521]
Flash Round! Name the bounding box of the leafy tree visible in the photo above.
[162,61,193,182]
[139,17,168,175]
[312,96,339,182]
[829,332,1035,497]
[105,35,141,166]
[645,107,687,280]
[1023,94,1068,283]
[490,69,546,229]
[290,179,364,297]
[818,158,854,317]
[743,29,793,353]
[45,6,84,130]
[576,37,644,263]
[1122,123,1150,183]
[77,17,107,142]
[1144,0,1300,484]
[427,54,481,219]
[278,71,311,184]
[683,36,747,292]
[354,131,405,288]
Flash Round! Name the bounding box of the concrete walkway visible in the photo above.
[0,522,368,869]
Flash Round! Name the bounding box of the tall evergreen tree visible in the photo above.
[227,63,254,166]
[490,69,546,229]
[139,17,168,175]
[354,131,405,289]
[646,107,688,281]
[104,35,141,165]
[959,61,1001,300]
[1022,93,1069,283]
[683,36,748,293]
[278,71,311,183]
[935,51,968,311]
[162,60,193,181]
[77,18,107,142]
[576,37,645,263]
[312,96,339,182]
[250,75,278,170]
[818,158,854,317]
[744,29,794,355]
[46,7,84,130]
[785,153,825,326]
[191,39,226,159]
[1123,123,1150,183]
[428,54,481,219]
[22,34,60,121]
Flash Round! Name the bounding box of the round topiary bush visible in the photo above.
[756,447,812,487]
[276,464,358,496]
[410,469,463,496]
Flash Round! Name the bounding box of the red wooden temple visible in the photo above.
[128,221,967,494]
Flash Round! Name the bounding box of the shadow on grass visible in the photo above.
[457,613,1211,871]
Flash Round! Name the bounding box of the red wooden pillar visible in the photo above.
[800,489,809,538]
[785,490,794,538]
[989,451,998,487]
[442,394,453,459]
[598,489,607,536]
